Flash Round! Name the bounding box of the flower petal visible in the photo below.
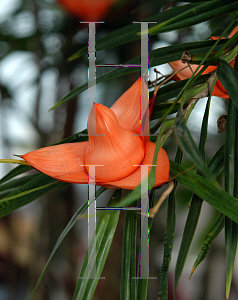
[228,25,238,38]
[169,60,230,98]
[22,142,89,183]
[111,77,149,135]
[169,61,216,80]
[102,140,170,189]
[58,0,116,21]
[85,103,145,182]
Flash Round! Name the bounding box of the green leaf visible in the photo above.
[191,213,225,276]
[137,191,155,300]
[148,1,238,36]
[0,174,39,192]
[190,145,224,275]
[72,190,120,300]
[217,59,238,108]
[0,174,66,218]
[169,161,238,223]
[174,109,214,182]
[158,148,182,300]
[154,75,210,105]
[69,3,201,61]
[224,99,238,300]
[30,186,106,300]
[120,204,138,300]
[0,165,32,185]
[51,39,230,110]
[174,97,211,297]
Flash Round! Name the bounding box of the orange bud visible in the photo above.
[85,103,145,182]
[58,0,117,21]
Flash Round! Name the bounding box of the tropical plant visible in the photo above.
[1,1,238,299]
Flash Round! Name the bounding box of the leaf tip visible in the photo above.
[189,268,195,279]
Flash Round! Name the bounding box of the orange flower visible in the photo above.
[22,78,170,190]
[169,26,238,98]
[58,0,118,21]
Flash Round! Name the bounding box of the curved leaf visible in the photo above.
[191,213,225,276]
[158,148,182,300]
[69,3,201,61]
[169,161,238,223]
[51,39,230,110]
[30,186,106,299]
[121,204,138,300]
[217,59,238,108]
[72,190,121,300]
[0,174,66,218]
[224,99,238,299]
[148,1,238,36]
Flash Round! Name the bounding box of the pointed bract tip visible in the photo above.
[13,154,23,158]
[189,268,195,279]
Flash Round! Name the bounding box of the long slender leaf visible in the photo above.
[120,204,138,300]
[158,148,182,300]
[51,39,231,110]
[137,191,155,300]
[217,59,238,108]
[189,137,225,277]
[191,213,225,276]
[169,161,238,223]
[0,165,32,185]
[72,190,120,300]
[174,109,214,182]
[0,174,66,218]
[174,96,211,298]
[224,98,238,300]
[0,174,39,192]
[69,3,201,61]
[69,1,237,62]
[148,1,238,36]
[30,186,106,299]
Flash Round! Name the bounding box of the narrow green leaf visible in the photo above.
[154,75,210,105]
[174,194,202,299]
[190,145,224,276]
[174,97,211,297]
[30,186,106,300]
[153,19,237,131]
[169,161,238,223]
[217,59,238,109]
[174,109,214,182]
[0,174,66,218]
[0,165,32,185]
[208,145,224,178]
[120,205,138,300]
[148,1,238,36]
[191,213,225,276]
[69,3,201,61]
[137,191,155,300]
[224,99,238,300]
[51,39,230,110]
[0,174,39,192]
[72,190,120,300]
[158,148,182,300]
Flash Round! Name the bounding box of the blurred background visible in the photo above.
[0,0,237,299]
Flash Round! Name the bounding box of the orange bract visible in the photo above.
[23,78,170,190]
[169,26,238,98]
[58,0,117,21]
